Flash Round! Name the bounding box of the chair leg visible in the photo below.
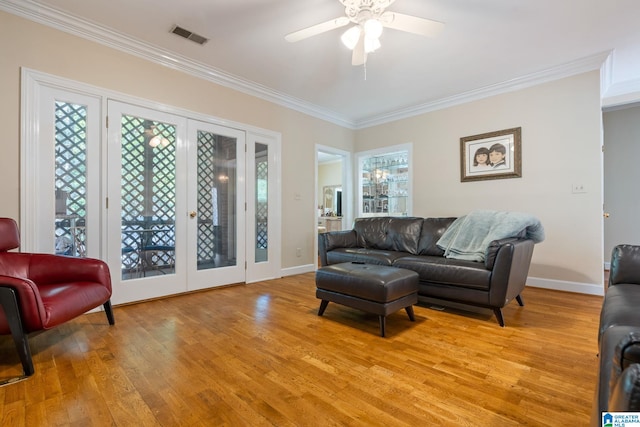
[493,308,505,327]
[103,300,115,325]
[405,305,416,321]
[0,287,35,377]
[317,300,329,316]
[516,295,525,306]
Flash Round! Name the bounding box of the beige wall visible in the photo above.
[0,11,354,269]
[356,72,605,290]
[1,11,607,291]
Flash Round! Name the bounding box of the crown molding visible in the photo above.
[0,0,357,129]
[602,78,640,110]
[354,51,613,129]
[0,0,625,130]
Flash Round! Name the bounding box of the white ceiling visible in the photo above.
[4,0,640,128]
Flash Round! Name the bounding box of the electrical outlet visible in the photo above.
[572,183,586,193]
[296,248,302,257]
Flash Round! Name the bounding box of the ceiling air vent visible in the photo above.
[170,26,208,45]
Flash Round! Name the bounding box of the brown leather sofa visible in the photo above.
[318,216,536,326]
[592,244,640,426]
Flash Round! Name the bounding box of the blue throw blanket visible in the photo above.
[436,210,545,262]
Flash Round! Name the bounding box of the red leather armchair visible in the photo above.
[0,218,114,380]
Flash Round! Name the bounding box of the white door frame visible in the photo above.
[315,145,353,269]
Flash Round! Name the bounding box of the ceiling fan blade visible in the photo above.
[285,17,350,43]
[352,32,366,66]
[380,11,444,37]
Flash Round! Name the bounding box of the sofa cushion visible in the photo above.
[353,217,423,255]
[417,217,456,256]
[326,248,409,266]
[393,255,491,290]
[599,284,640,340]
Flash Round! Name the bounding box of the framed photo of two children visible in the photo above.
[460,127,522,182]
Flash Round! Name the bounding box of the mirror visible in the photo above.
[323,185,341,216]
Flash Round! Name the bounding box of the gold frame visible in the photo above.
[460,127,522,182]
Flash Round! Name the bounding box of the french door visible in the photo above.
[107,102,265,304]
[22,71,281,307]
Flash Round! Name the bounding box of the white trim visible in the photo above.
[281,264,316,277]
[1,1,625,130]
[602,78,640,110]
[526,276,605,296]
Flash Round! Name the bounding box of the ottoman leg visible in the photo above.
[318,300,329,316]
[379,316,386,337]
[405,305,415,321]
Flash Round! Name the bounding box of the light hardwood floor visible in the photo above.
[1,273,603,426]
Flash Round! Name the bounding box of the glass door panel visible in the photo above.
[120,116,177,280]
[187,120,245,291]
[54,101,89,257]
[255,143,268,263]
[196,129,237,271]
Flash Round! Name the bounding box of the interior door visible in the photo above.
[186,120,246,290]
[107,101,188,304]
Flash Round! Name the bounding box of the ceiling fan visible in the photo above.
[285,0,444,66]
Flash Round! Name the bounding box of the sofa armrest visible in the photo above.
[609,244,640,287]
[0,275,45,334]
[318,230,357,266]
[608,332,640,413]
[487,239,535,307]
[609,364,640,412]
[485,237,523,270]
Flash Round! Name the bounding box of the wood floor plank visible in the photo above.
[1,273,602,425]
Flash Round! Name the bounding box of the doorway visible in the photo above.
[315,145,352,266]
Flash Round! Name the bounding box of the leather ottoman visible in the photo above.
[315,262,419,337]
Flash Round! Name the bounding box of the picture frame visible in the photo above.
[460,127,522,182]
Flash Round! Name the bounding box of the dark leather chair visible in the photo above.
[0,218,114,381]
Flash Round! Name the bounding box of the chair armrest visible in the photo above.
[488,239,535,307]
[318,230,357,266]
[0,275,46,333]
[610,245,640,287]
[27,254,112,292]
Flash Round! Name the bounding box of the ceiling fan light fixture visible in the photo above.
[341,26,361,50]
[364,19,383,39]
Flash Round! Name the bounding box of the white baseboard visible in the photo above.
[526,276,604,296]
[281,264,316,277]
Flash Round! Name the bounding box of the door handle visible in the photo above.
[189,211,197,218]
[604,212,610,218]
